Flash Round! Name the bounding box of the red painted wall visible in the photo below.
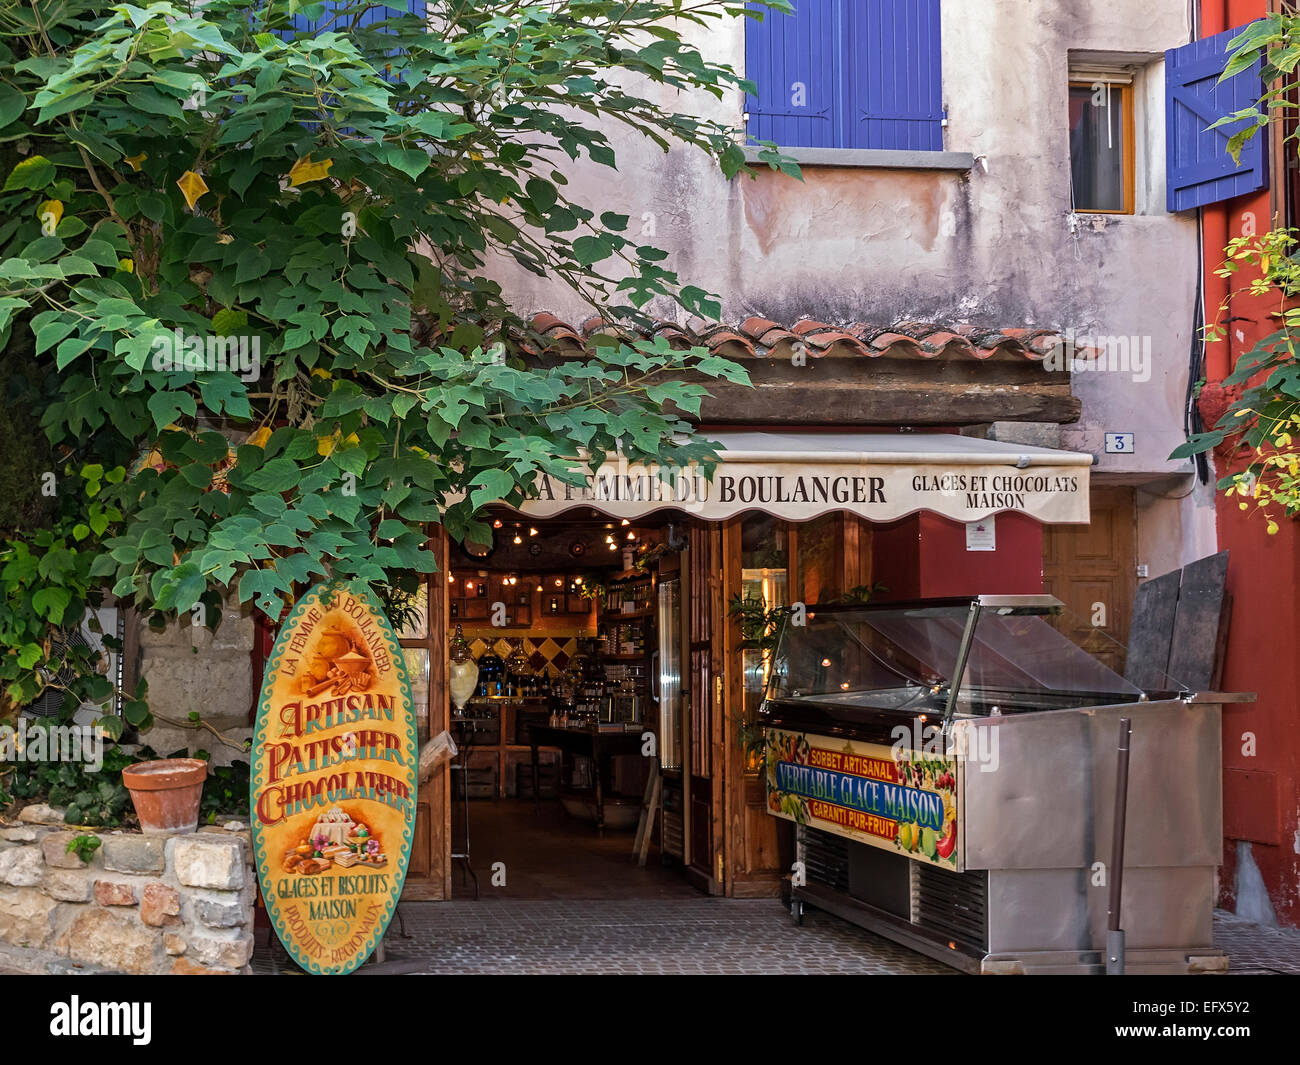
[1200,0,1300,924]
[872,513,1043,600]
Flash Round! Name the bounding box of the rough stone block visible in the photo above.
[139,652,251,727]
[171,956,236,975]
[93,880,137,906]
[102,834,165,874]
[163,933,186,956]
[191,889,245,929]
[140,882,181,927]
[18,804,66,826]
[1,827,41,843]
[188,928,253,969]
[57,908,156,974]
[0,889,58,949]
[42,869,92,902]
[40,832,87,871]
[172,836,243,890]
[0,846,44,887]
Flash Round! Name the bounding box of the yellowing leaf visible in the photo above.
[310,367,332,380]
[247,427,272,448]
[217,233,234,245]
[344,432,359,447]
[317,433,338,457]
[125,152,147,172]
[1267,520,1280,535]
[176,169,208,209]
[37,199,63,226]
[288,156,333,187]
[117,258,134,273]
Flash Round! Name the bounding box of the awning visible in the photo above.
[518,432,1093,525]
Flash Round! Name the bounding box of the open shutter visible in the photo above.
[846,0,944,151]
[745,0,845,149]
[1166,23,1268,212]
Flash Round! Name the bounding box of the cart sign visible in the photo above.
[251,582,418,975]
[765,728,960,870]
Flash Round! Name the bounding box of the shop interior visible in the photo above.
[431,511,681,899]
[421,509,813,900]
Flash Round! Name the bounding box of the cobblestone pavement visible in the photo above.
[252,902,1300,975]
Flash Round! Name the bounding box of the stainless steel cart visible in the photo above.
[762,595,1246,975]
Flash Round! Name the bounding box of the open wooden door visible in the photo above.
[397,527,450,899]
[684,522,725,893]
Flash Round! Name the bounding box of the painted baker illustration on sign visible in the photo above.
[251,582,417,975]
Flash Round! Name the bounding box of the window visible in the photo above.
[1069,79,1135,214]
[744,0,944,152]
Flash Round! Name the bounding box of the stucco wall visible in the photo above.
[487,2,1211,510]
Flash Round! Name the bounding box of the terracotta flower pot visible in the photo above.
[121,758,208,836]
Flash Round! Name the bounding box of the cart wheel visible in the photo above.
[790,899,804,926]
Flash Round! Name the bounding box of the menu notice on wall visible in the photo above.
[765,728,960,871]
[251,582,418,975]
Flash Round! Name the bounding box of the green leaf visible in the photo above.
[32,586,72,624]
[147,390,197,431]
[3,154,55,191]
[0,83,25,128]
[469,467,517,510]
[385,147,430,179]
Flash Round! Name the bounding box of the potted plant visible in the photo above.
[121,758,208,836]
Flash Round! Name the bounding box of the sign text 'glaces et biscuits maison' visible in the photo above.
[251,582,418,975]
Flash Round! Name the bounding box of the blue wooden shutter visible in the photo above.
[745,0,845,149]
[845,0,943,151]
[1165,23,1268,212]
[286,1,423,37]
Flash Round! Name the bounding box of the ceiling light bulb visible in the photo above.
[840,682,850,691]
[449,575,456,583]
[608,542,617,551]
[529,527,538,536]
[820,658,831,668]
[620,519,629,526]
[513,534,522,544]
[626,531,636,540]
[493,519,502,529]
[536,585,543,593]
[555,578,563,587]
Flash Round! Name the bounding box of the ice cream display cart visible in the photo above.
[762,595,1244,975]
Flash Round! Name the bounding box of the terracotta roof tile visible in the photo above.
[525,313,1082,365]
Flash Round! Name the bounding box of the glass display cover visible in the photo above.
[767,599,1141,716]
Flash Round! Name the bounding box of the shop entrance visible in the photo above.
[363,430,1098,900]
[439,511,712,899]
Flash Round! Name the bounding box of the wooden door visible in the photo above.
[1042,486,1137,674]
[684,522,724,893]
[399,528,450,900]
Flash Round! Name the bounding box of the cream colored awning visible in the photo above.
[517,432,1093,525]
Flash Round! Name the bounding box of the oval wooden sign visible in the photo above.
[250,582,418,975]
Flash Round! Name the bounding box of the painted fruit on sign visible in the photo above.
[251,582,418,975]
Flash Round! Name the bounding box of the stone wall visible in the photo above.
[0,807,255,974]
[135,590,255,767]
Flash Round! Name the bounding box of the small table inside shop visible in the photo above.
[527,724,645,835]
